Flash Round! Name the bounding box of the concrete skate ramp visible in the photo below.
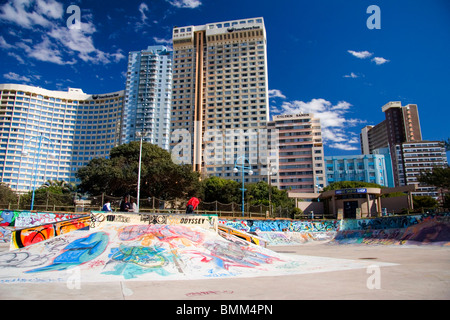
[220,213,450,246]
[0,210,90,248]
[334,213,450,245]
[0,212,396,284]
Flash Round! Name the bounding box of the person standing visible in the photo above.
[130,199,138,213]
[120,195,131,212]
[186,197,200,214]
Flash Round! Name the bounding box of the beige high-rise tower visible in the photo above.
[171,18,271,182]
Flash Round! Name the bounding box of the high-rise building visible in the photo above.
[360,101,423,186]
[268,113,325,193]
[170,18,270,182]
[122,46,172,150]
[360,101,422,155]
[396,140,447,197]
[0,84,124,193]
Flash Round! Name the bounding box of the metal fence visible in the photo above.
[0,193,295,219]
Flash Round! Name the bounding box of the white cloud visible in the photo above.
[166,0,202,9]
[0,0,126,65]
[8,52,25,64]
[372,57,390,65]
[343,72,358,78]
[328,143,359,151]
[0,36,13,49]
[153,37,172,45]
[16,36,75,65]
[268,89,286,99]
[348,50,373,59]
[3,72,31,82]
[0,0,62,29]
[139,3,149,23]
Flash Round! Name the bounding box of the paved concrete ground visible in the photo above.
[0,241,448,300]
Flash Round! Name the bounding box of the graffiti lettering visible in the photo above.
[180,218,206,224]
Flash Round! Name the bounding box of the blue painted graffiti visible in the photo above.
[26,231,109,273]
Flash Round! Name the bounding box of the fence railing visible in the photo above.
[0,194,297,219]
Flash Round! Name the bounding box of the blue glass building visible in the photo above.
[325,152,394,187]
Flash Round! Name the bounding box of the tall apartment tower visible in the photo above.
[122,46,173,150]
[360,101,422,186]
[268,113,326,193]
[171,18,270,182]
[361,101,422,155]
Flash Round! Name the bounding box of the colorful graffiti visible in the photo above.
[334,214,450,245]
[90,212,218,232]
[0,210,84,228]
[0,210,88,243]
[10,216,91,250]
[25,231,109,273]
[218,225,267,247]
[219,219,340,234]
[0,217,403,283]
[219,213,450,246]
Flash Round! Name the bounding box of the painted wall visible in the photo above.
[0,210,86,243]
[10,215,91,250]
[219,218,340,233]
[219,213,450,246]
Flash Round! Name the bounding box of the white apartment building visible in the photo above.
[170,18,271,183]
[398,140,448,198]
[0,84,124,193]
[122,46,172,150]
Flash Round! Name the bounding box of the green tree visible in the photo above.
[0,183,18,206]
[246,181,297,214]
[77,141,200,200]
[322,181,382,192]
[200,176,240,203]
[443,138,450,152]
[413,195,438,210]
[20,180,76,209]
[418,166,450,190]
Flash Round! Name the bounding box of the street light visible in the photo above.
[22,133,56,211]
[135,130,149,212]
[267,161,277,217]
[233,155,254,217]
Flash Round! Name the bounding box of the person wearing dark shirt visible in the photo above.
[120,195,131,212]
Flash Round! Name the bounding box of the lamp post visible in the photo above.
[233,155,254,217]
[267,161,277,217]
[135,130,148,212]
[22,133,56,211]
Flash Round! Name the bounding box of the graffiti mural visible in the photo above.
[0,210,88,243]
[334,214,450,245]
[25,231,109,273]
[0,216,402,283]
[91,212,218,232]
[219,219,340,234]
[10,215,91,250]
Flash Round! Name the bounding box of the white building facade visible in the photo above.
[0,84,124,193]
[122,46,172,150]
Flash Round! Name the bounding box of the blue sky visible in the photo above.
[0,0,449,158]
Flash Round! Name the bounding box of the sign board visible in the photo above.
[90,212,218,232]
[335,188,367,195]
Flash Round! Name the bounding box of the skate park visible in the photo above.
[0,209,449,300]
